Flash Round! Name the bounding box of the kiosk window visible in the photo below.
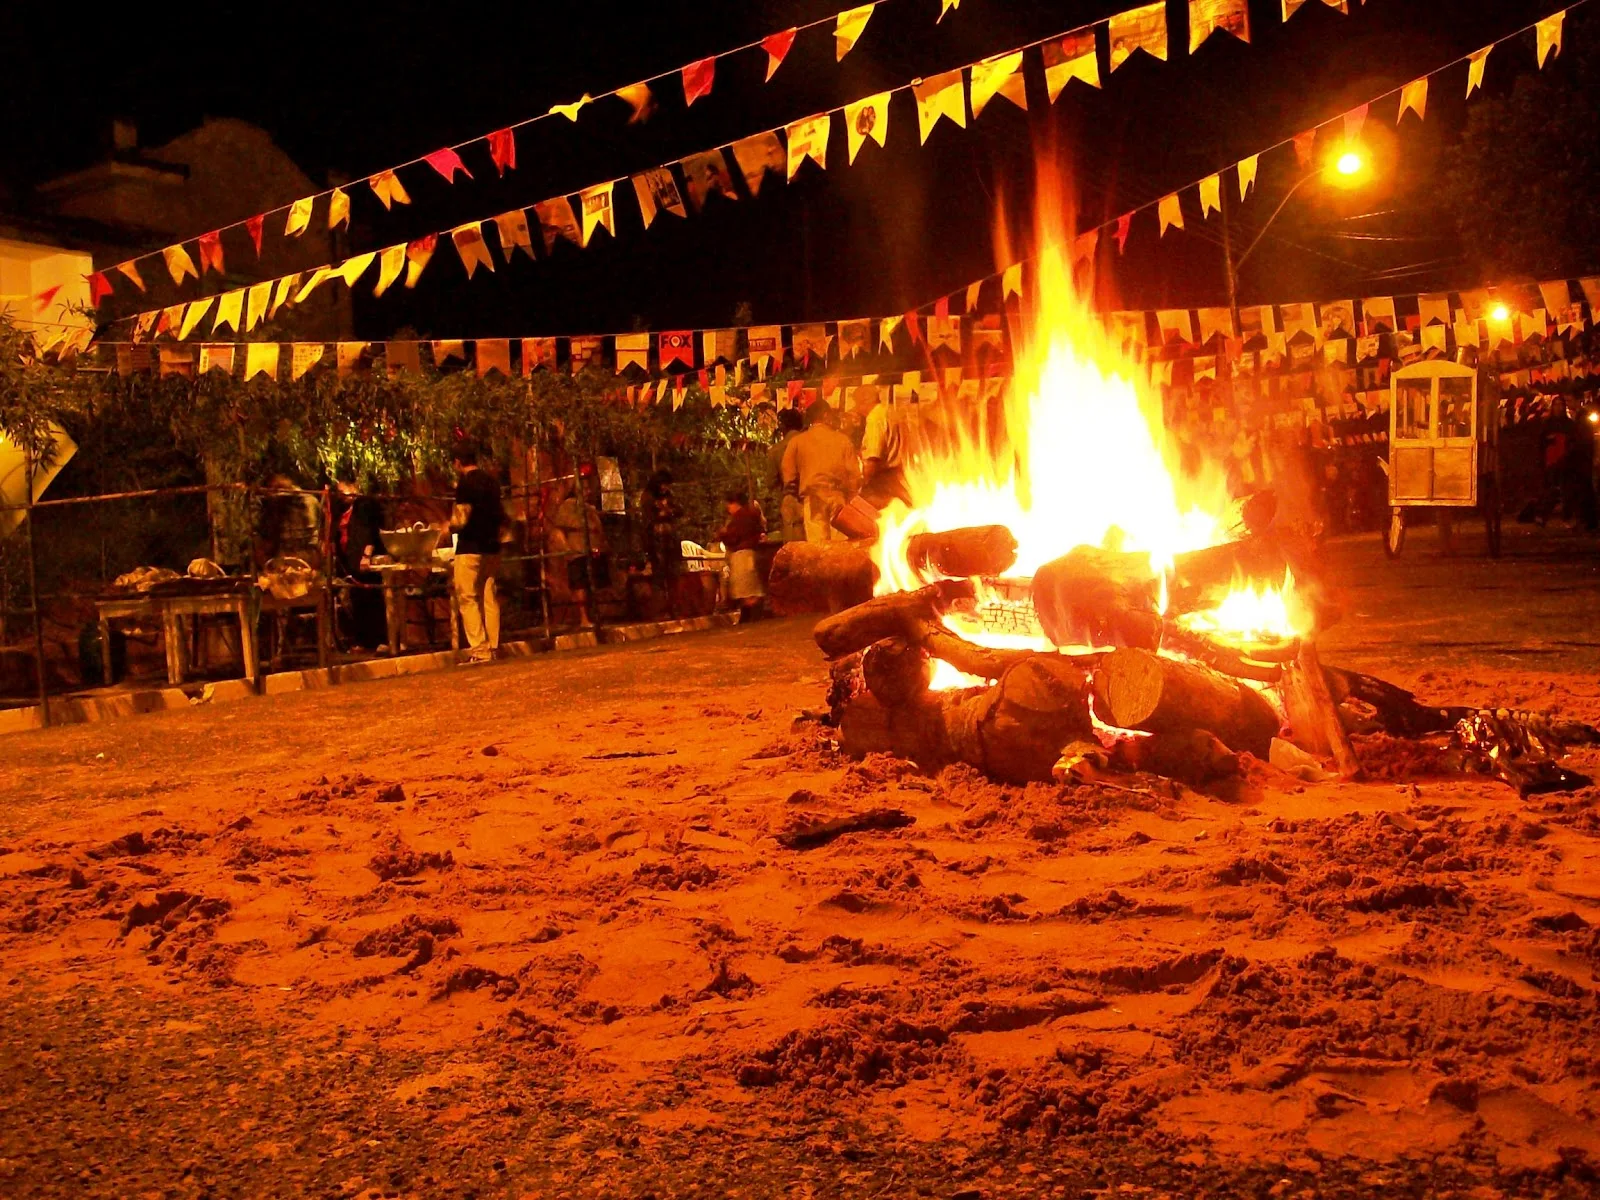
[1395,379,1431,438]
[1438,377,1473,438]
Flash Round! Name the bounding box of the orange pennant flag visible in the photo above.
[451,223,495,278]
[1157,192,1184,235]
[328,187,350,230]
[163,244,199,286]
[369,170,411,209]
[1465,46,1491,97]
[117,261,145,292]
[1398,77,1427,123]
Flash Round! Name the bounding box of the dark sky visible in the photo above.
[2,0,1569,335]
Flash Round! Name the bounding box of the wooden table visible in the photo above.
[161,590,260,685]
[372,562,459,655]
[256,583,331,672]
[95,595,163,687]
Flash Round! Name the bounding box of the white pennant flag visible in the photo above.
[844,92,890,163]
[970,52,1027,117]
[913,71,966,143]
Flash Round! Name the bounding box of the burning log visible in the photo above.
[905,525,1018,580]
[1166,536,1293,614]
[839,656,1094,784]
[861,638,932,707]
[1279,642,1363,779]
[1031,546,1162,650]
[1157,620,1290,685]
[1092,647,1279,757]
[813,580,973,658]
[767,541,876,615]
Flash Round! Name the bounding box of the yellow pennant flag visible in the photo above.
[1536,11,1564,67]
[163,244,199,285]
[966,282,981,311]
[451,223,496,277]
[1199,173,1221,218]
[245,281,272,331]
[1397,77,1427,123]
[835,4,874,61]
[939,0,960,19]
[913,70,967,143]
[1237,154,1259,200]
[178,297,215,340]
[1043,32,1099,102]
[335,252,376,287]
[369,170,411,209]
[785,115,830,179]
[336,342,368,376]
[494,210,535,261]
[211,288,244,334]
[1001,262,1023,299]
[285,196,315,237]
[844,92,890,163]
[373,245,407,297]
[117,261,145,292]
[291,344,325,381]
[549,93,593,121]
[879,315,902,350]
[615,333,649,373]
[1109,2,1168,72]
[406,238,436,288]
[244,342,280,381]
[1465,46,1490,97]
[1189,0,1249,53]
[328,187,350,230]
[970,51,1027,117]
[294,268,334,304]
[578,182,616,247]
[1158,192,1183,235]
[270,274,298,318]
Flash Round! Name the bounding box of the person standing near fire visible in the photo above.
[781,400,861,543]
[449,440,506,664]
[767,408,807,541]
[855,384,913,509]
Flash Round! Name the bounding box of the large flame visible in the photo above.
[872,168,1304,686]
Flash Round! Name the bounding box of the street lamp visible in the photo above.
[1226,146,1372,307]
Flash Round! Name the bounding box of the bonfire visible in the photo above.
[772,182,1596,797]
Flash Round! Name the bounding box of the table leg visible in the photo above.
[317,591,331,668]
[162,611,184,685]
[238,599,260,687]
[99,618,114,687]
[383,580,403,654]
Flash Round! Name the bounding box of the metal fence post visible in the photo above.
[23,452,48,728]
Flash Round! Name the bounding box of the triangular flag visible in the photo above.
[244,342,279,381]
[294,268,334,304]
[1292,129,1316,166]
[197,230,224,275]
[785,115,830,179]
[660,330,695,367]
[1114,213,1132,253]
[732,133,786,195]
[521,337,557,374]
[966,281,982,312]
[1189,0,1250,52]
[1001,262,1023,299]
[762,28,796,80]
[836,4,874,60]
[405,235,437,288]
[245,281,272,331]
[549,94,593,121]
[433,340,465,365]
[1398,77,1427,123]
[534,198,583,250]
[335,252,376,286]
[336,342,368,377]
[1109,2,1168,71]
[1043,31,1099,100]
[285,196,314,237]
[451,223,496,278]
[1197,307,1236,342]
[680,151,738,210]
[913,70,967,143]
[212,289,243,334]
[164,244,199,285]
[1158,192,1183,235]
[369,170,411,209]
[328,187,350,230]
[1538,279,1572,314]
[615,333,649,373]
[682,56,715,106]
[939,0,961,20]
[1537,11,1564,67]
[373,245,407,297]
[425,147,471,183]
[970,52,1027,117]
[86,272,113,306]
[487,127,517,174]
[291,343,325,381]
[494,210,535,261]
[1343,103,1368,141]
[270,275,297,318]
[179,297,215,340]
[617,83,656,125]
[1198,173,1221,218]
[748,326,782,372]
[1238,154,1258,199]
[116,262,145,292]
[632,168,687,227]
[476,339,511,378]
[199,345,234,376]
[1466,46,1491,97]
[245,214,265,254]
[879,315,902,350]
[844,92,891,163]
[158,304,184,336]
[33,284,63,311]
[578,182,616,246]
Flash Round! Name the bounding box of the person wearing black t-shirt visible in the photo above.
[450,440,506,663]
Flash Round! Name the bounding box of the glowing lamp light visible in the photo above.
[1335,151,1363,176]
[1588,410,1599,425]
[1489,303,1510,322]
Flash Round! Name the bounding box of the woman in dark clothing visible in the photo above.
[642,470,685,614]
[716,489,767,621]
[335,478,387,650]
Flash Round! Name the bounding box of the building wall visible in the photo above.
[0,237,94,338]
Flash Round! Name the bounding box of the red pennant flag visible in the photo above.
[246,214,265,255]
[197,230,225,275]
[487,128,516,175]
[786,379,804,406]
[905,310,923,345]
[698,368,710,388]
[660,330,695,367]
[424,147,472,183]
[1292,129,1316,167]
[1115,213,1132,253]
[934,296,949,319]
[86,271,113,306]
[762,28,797,81]
[682,57,715,106]
[35,284,62,308]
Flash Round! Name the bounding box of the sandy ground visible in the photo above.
[2,524,1600,1199]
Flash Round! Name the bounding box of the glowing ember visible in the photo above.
[1178,572,1307,647]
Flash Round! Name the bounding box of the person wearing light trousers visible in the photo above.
[449,440,506,663]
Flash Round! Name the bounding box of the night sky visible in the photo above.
[2,0,1569,336]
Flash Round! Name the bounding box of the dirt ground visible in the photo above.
[2,523,1600,1199]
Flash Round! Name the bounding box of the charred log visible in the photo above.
[1092,647,1280,757]
[1031,546,1162,650]
[767,541,876,616]
[1110,728,1242,787]
[812,580,974,659]
[905,525,1019,581]
[861,638,932,707]
[1279,642,1363,779]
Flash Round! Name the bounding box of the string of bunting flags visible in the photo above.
[102,0,1303,338]
[74,0,947,311]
